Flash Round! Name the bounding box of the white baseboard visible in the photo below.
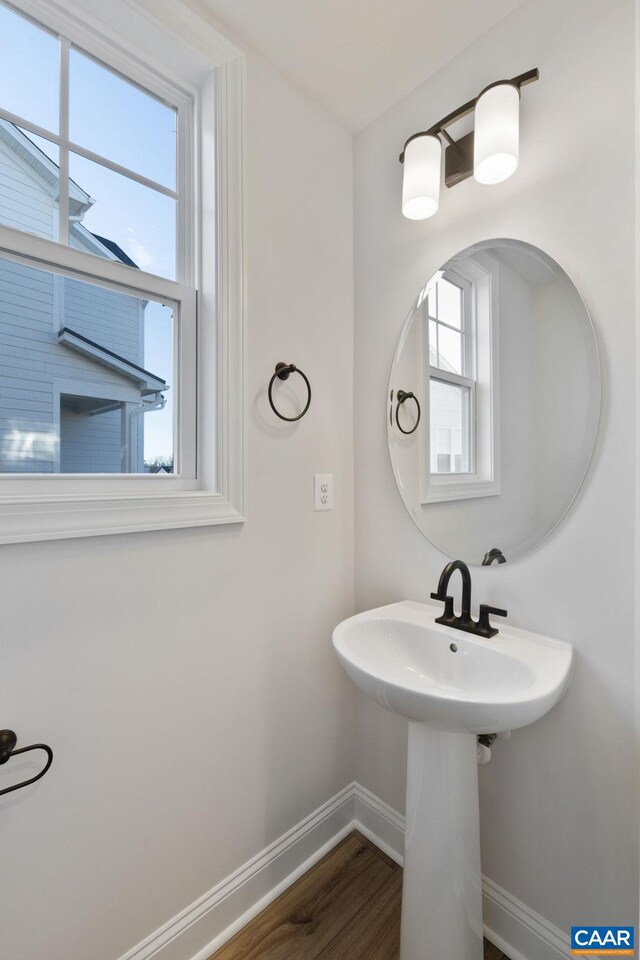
[353,786,571,960]
[117,782,357,960]
[353,782,405,866]
[117,782,571,960]
[482,877,571,960]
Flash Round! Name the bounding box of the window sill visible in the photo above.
[422,477,500,504]
[0,490,245,544]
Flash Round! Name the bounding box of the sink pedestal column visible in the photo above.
[400,723,483,960]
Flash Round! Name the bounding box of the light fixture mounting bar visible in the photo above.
[399,68,539,163]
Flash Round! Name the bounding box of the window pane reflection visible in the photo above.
[430,379,471,474]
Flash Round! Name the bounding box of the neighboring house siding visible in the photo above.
[63,277,142,361]
[0,258,142,472]
[0,124,151,474]
[0,258,55,473]
[60,405,122,473]
[0,142,54,239]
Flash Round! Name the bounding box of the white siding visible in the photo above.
[63,276,142,362]
[0,142,55,239]
[0,258,55,472]
[60,404,122,473]
[0,127,149,473]
[0,257,144,473]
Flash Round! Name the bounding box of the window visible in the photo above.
[0,0,243,541]
[426,275,475,476]
[0,1,185,477]
[422,260,500,503]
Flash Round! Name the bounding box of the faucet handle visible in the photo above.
[477,604,508,638]
[430,592,455,623]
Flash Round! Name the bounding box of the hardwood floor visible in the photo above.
[209,832,509,960]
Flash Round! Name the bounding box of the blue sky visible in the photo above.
[0,1,177,463]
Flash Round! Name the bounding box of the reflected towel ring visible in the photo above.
[395,390,421,434]
[268,362,312,422]
[0,730,53,798]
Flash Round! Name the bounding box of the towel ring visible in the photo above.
[395,390,421,435]
[268,362,312,422]
[0,730,53,798]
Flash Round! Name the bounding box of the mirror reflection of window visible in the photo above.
[432,388,469,473]
[420,256,499,504]
[427,276,474,476]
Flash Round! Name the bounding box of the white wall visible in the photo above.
[532,276,595,530]
[3,0,638,955]
[354,0,637,936]
[0,38,355,960]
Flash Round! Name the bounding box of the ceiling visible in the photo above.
[187,0,526,131]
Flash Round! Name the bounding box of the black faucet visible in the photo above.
[430,559,507,639]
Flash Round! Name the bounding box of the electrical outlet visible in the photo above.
[314,474,334,511]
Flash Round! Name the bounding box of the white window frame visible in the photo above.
[421,258,501,503]
[0,0,244,542]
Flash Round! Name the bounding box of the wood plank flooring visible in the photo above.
[209,832,509,960]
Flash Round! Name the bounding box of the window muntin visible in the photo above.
[68,151,176,280]
[16,125,60,164]
[0,0,180,281]
[69,47,177,190]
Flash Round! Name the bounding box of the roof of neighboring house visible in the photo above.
[0,120,139,269]
[58,327,168,394]
[0,119,93,215]
[90,233,139,269]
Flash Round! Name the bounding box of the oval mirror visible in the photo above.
[388,239,600,565]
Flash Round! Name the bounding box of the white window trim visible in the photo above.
[421,258,501,504]
[0,0,244,543]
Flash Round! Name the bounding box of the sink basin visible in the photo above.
[332,599,574,960]
[332,600,573,733]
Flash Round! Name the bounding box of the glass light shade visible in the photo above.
[474,83,520,185]
[402,134,442,220]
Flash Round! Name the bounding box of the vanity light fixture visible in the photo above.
[402,134,442,220]
[399,68,539,219]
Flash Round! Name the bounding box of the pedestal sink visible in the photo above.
[332,601,573,960]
